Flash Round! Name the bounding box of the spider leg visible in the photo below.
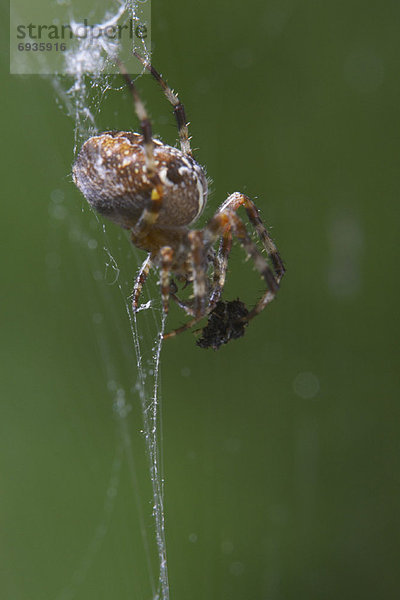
[162,243,233,340]
[164,237,232,339]
[134,51,192,156]
[163,232,208,339]
[160,246,174,313]
[188,230,207,319]
[132,254,152,311]
[163,316,201,340]
[165,215,248,340]
[165,195,284,339]
[116,58,157,176]
[209,229,233,307]
[229,211,278,320]
[133,251,185,318]
[204,208,280,322]
[169,292,196,316]
[117,60,165,241]
[218,193,285,282]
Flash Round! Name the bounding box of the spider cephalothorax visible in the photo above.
[73,52,285,345]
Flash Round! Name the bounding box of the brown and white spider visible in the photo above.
[72,52,285,346]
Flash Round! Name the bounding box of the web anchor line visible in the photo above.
[131,309,170,600]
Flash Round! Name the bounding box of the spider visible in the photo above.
[72,52,285,344]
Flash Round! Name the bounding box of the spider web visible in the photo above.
[50,2,170,599]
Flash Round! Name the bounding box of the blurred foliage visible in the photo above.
[1,0,399,599]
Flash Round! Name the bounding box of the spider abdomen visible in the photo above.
[73,131,208,229]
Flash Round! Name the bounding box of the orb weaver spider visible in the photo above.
[72,52,285,347]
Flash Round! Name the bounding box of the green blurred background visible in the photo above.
[2,0,399,599]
